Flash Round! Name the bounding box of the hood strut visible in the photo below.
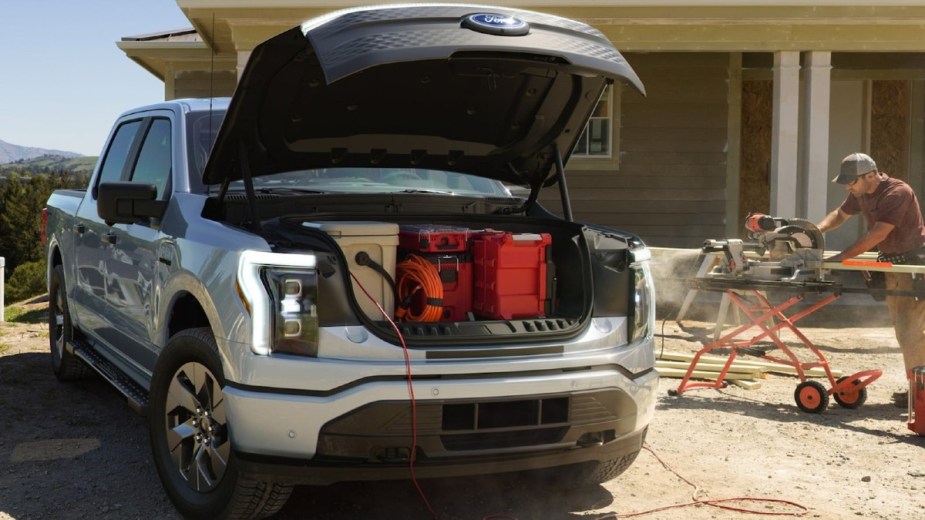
[554,146,573,222]
[239,140,263,233]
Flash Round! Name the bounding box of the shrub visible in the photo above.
[5,260,46,303]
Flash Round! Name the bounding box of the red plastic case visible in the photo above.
[472,231,553,320]
[424,253,473,322]
[398,225,472,253]
[910,366,925,436]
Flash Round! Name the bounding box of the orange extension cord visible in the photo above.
[395,254,444,322]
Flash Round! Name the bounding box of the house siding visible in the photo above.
[545,52,732,248]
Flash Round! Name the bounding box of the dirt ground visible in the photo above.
[1,296,923,520]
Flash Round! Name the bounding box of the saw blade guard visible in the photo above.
[745,214,824,260]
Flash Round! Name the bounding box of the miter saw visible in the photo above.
[702,214,825,282]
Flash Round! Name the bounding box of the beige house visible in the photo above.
[118,1,925,250]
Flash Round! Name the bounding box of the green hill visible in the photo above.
[0,154,97,176]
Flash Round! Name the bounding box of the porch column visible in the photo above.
[801,51,832,222]
[770,51,800,217]
[164,64,176,101]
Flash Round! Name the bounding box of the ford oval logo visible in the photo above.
[463,13,530,36]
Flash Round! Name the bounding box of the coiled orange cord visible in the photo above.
[395,254,444,322]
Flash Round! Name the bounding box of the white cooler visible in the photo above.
[304,221,398,320]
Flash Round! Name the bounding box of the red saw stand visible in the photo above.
[670,279,882,413]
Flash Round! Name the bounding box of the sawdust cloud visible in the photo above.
[649,248,717,321]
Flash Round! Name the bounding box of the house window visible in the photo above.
[572,85,614,158]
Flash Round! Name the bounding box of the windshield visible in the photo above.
[186,110,513,198]
[226,168,513,197]
[186,110,224,193]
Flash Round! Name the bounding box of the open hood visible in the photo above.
[202,4,644,190]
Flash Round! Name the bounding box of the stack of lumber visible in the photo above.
[656,351,842,390]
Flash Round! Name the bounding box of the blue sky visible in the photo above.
[0,1,192,156]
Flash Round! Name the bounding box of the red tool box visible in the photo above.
[423,253,473,322]
[397,225,475,322]
[910,366,925,436]
[398,225,471,253]
[472,231,553,320]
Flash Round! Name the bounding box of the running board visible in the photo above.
[67,340,149,416]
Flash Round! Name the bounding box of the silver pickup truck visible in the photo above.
[44,5,657,519]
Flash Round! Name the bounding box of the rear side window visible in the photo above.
[131,118,172,200]
[97,120,142,192]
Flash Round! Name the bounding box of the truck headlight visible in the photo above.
[629,248,656,343]
[238,251,318,356]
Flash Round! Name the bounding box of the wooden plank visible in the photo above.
[655,360,762,377]
[655,367,760,380]
[659,351,843,378]
[730,379,764,390]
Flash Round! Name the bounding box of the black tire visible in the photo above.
[48,264,90,380]
[833,376,868,409]
[149,328,293,519]
[794,380,829,413]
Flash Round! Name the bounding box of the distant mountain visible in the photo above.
[0,139,81,164]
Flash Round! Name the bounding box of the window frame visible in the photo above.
[567,84,622,171]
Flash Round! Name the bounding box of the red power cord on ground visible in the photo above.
[617,445,808,518]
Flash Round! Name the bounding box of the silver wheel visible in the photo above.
[164,361,231,493]
[51,288,66,362]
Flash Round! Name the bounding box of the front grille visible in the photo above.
[316,390,633,461]
[442,397,569,430]
[442,428,569,450]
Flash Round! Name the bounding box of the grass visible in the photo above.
[4,305,47,324]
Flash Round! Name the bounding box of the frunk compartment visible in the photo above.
[303,221,398,320]
[472,231,554,320]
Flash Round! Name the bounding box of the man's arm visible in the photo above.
[826,220,895,262]
[816,207,849,233]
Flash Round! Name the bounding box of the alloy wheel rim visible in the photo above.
[52,289,65,362]
[164,361,230,492]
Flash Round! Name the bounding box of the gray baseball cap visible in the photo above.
[833,153,877,184]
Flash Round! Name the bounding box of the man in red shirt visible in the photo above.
[817,152,925,407]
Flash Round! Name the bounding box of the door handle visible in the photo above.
[73,223,86,234]
[102,232,118,245]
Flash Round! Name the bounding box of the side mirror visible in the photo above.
[97,181,167,226]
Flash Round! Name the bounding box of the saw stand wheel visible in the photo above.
[831,370,881,409]
[795,380,829,413]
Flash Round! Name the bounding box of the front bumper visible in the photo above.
[223,365,657,484]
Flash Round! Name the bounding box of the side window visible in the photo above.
[96,120,143,193]
[130,118,172,200]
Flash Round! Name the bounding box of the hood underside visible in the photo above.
[202,4,644,189]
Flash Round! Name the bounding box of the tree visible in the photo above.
[0,171,89,299]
